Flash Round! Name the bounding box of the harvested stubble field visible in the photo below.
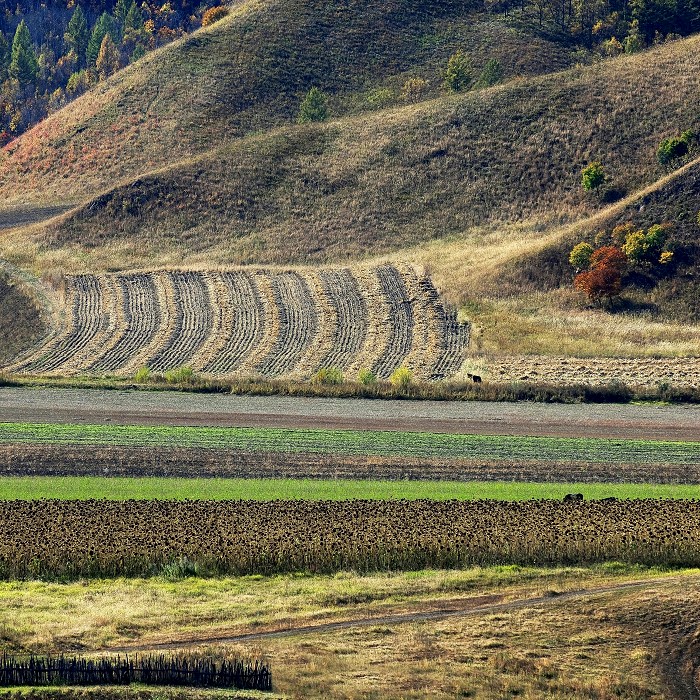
[482,355,700,389]
[1,422,698,468]
[7,265,468,381]
[2,499,700,579]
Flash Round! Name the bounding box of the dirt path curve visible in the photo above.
[105,576,685,653]
[1,388,699,440]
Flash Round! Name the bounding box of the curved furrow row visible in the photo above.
[203,271,265,375]
[289,271,336,380]
[64,274,123,371]
[345,266,390,378]
[255,272,317,377]
[317,269,367,372]
[91,274,162,372]
[418,276,471,380]
[371,265,414,379]
[19,275,105,373]
[147,272,213,372]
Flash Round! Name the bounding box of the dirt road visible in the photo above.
[0,387,698,440]
[105,576,682,653]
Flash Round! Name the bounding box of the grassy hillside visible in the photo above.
[9,34,700,275]
[0,270,46,364]
[498,155,700,321]
[0,0,573,206]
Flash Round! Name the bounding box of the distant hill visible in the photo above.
[28,34,700,276]
[0,0,574,205]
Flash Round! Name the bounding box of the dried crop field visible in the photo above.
[2,499,700,579]
[8,265,469,381]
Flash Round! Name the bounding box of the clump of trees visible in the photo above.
[570,222,674,304]
[0,1,222,140]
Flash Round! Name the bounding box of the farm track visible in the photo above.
[106,576,685,652]
[6,266,468,380]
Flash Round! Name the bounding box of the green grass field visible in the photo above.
[3,476,700,501]
[1,422,698,465]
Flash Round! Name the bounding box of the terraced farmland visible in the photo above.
[9,265,469,380]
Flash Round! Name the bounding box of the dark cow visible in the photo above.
[466,373,482,383]
[563,493,584,502]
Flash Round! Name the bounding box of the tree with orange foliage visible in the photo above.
[574,245,627,304]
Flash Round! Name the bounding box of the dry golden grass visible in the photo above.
[0,566,696,699]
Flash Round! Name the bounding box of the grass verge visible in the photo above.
[2,477,700,501]
[3,373,700,404]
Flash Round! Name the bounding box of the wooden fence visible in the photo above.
[0,653,272,690]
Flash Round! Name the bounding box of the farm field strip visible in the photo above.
[4,499,700,579]
[1,422,698,464]
[3,477,700,501]
[7,265,469,380]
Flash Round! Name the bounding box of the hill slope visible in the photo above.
[11,34,700,274]
[0,0,573,206]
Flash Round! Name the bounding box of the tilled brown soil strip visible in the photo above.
[105,578,679,653]
[1,444,697,483]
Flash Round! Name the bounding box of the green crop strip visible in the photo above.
[1,477,700,501]
[0,422,698,464]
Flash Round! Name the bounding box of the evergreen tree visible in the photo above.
[297,87,328,123]
[65,6,89,64]
[443,50,472,93]
[125,1,145,32]
[0,31,10,82]
[9,20,38,87]
[87,13,116,66]
[113,0,131,34]
[96,33,120,80]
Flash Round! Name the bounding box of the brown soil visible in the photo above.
[2,444,698,483]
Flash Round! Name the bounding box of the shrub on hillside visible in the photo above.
[581,161,606,192]
[297,87,328,123]
[164,365,195,384]
[574,246,627,303]
[443,50,472,93]
[357,368,377,385]
[133,365,151,383]
[389,366,413,389]
[401,77,429,102]
[201,6,229,26]
[657,130,693,166]
[569,242,594,271]
[312,367,344,385]
[475,58,503,88]
[621,223,671,266]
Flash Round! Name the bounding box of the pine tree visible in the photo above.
[113,0,131,34]
[87,13,116,66]
[125,1,145,32]
[65,6,89,64]
[0,31,9,82]
[9,20,38,87]
[96,34,120,80]
[297,87,328,123]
